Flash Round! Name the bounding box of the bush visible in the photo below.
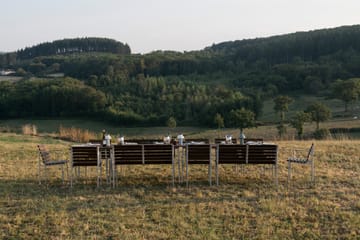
[313,128,331,140]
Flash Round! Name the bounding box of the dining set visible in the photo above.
[38,137,282,187]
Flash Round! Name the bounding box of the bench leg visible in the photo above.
[172,159,175,187]
[215,153,219,186]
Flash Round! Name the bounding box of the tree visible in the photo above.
[290,111,311,139]
[331,78,360,113]
[214,113,224,129]
[228,108,256,143]
[273,95,293,122]
[306,102,331,130]
[273,95,293,138]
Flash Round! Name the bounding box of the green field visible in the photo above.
[0,133,359,239]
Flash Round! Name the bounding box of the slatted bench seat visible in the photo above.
[216,144,278,185]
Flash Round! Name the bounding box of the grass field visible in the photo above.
[0,133,359,239]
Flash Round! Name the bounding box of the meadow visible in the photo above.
[0,132,359,239]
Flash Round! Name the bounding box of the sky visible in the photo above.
[1,0,360,54]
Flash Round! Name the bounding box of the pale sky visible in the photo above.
[1,0,360,54]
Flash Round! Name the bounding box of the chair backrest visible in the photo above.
[246,144,278,164]
[113,144,143,165]
[217,144,247,164]
[215,138,238,144]
[38,144,51,163]
[186,144,211,164]
[71,146,99,167]
[144,144,173,164]
[306,143,315,161]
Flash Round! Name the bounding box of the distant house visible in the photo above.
[0,69,16,76]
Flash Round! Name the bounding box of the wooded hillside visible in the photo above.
[1,25,360,127]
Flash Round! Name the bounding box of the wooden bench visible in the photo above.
[185,144,212,186]
[112,144,175,186]
[216,144,278,185]
[70,145,101,187]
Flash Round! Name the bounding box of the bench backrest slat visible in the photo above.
[113,145,143,164]
[218,144,247,164]
[247,145,277,164]
[217,144,277,164]
[71,146,99,166]
[187,144,211,164]
[113,144,173,165]
[144,144,173,164]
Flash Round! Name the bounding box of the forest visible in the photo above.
[1,25,360,127]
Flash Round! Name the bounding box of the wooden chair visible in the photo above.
[185,144,212,186]
[37,144,68,184]
[70,145,101,187]
[287,143,315,186]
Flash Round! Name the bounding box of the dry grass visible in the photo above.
[58,125,97,143]
[0,133,359,239]
[21,124,37,136]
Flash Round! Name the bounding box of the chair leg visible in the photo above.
[209,159,212,186]
[311,161,315,185]
[216,151,219,186]
[177,150,181,183]
[275,164,278,188]
[70,167,73,188]
[186,159,189,188]
[287,161,291,188]
[61,165,64,184]
[38,158,41,185]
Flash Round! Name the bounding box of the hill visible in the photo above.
[0,25,360,128]
[16,37,131,60]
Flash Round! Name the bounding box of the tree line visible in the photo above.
[1,25,360,128]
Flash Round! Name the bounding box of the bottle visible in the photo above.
[102,129,106,147]
[106,134,112,147]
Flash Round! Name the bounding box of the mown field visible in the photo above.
[0,133,359,239]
